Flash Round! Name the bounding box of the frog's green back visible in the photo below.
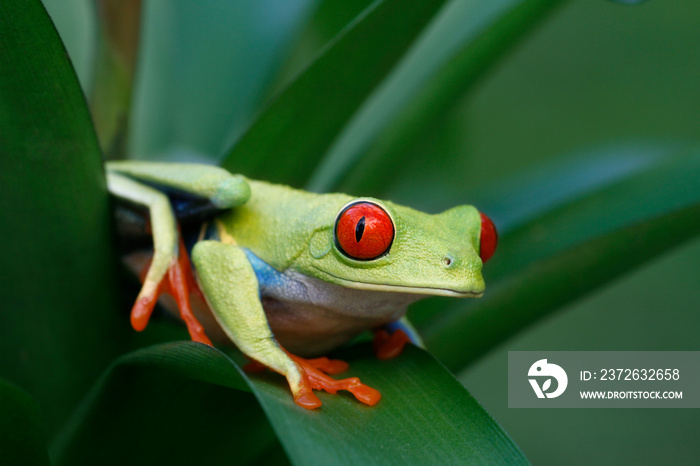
[218,179,352,271]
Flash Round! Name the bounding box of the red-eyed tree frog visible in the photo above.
[106,161,498,409]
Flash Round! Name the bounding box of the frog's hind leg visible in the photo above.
[373,316,423,360]
[107,173,211,345]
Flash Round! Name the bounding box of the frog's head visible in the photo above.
[297,198,498,297]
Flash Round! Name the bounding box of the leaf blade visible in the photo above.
[0,378,51,466]
[130,0,316,162]
[251,345,528,465]
[422,147,700,370]
[221,0,451,186]
[0,0,126,434]
[310,0,566,194]
[53,342,528,465]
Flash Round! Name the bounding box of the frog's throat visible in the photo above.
[310,268,483,298]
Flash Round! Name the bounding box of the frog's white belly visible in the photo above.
[258,269,424,355]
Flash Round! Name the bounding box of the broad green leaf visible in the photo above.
[487,147,700,280]
[221,0,451,187]
[309,0,566,194]
[252,344,526,465]
[398,141,676,229]
[405,142,674,329]
[421,147,700,370]
[0,0,126,434]
[40,0,95,90]
[129,0,316,162]
[53,342,527,465]
[268,0,374,92]
[50,343,279,466]
[0,378,50,466]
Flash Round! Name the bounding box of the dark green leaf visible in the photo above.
[50,343,279,466]
[309,0,566,194]
[0,378,51,466]
[221,0,451,187]
[0,0,126,434]
[53,342,527,465]
[251,344,527,465]
[406,141,674,329]
[129,1,315,162]
[40,0,96,89]
[421,147,700,369]
[268,0,374,91]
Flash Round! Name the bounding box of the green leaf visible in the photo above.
[221,0,451,187]
[309,0,566,194]
[0,0,126,434]
[405,142,672,329]
[90,0,142,158]
[53,342,527,465]
[51,343,279,466]
[251,344,527,465]
[267,0,374,93]
[0,378,51,466]
[421,147,700,370]
[129,0,316,162]
[40,0,96,90]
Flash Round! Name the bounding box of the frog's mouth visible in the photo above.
[312,269,483,298]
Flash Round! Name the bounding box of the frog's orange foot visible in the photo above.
[288,353,381,408]
[131,237,212,346]
[373,328,411,360]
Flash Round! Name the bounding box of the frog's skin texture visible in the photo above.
[106,161,497,409]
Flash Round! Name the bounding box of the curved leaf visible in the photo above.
[251,344,526,465]
[0,0,125,434]
[40,0,96,90]
[309,0,566,194]
[130,0,315,162]
[50,343,275,466]
[221,0,451,186]
[405,142,676,330]
[53,341,527,465]
[421,147,700,370]
[0,378,50,466]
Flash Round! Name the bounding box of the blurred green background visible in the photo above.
[39,0,700,463]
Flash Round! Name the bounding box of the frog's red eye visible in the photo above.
[479,212,498,263]
[335,202,394,260]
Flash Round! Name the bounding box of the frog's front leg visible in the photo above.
[192,241,381,409]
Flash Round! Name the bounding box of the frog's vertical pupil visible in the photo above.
[335,202,394,260]
[355,216,366,242]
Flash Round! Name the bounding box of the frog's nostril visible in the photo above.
[479,212,498,263]
[442,255,454,267]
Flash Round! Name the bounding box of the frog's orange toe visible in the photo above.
[130,295,158,332]
[289,354,381,407]
[293,387,323,409]
[347,382,381,406]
